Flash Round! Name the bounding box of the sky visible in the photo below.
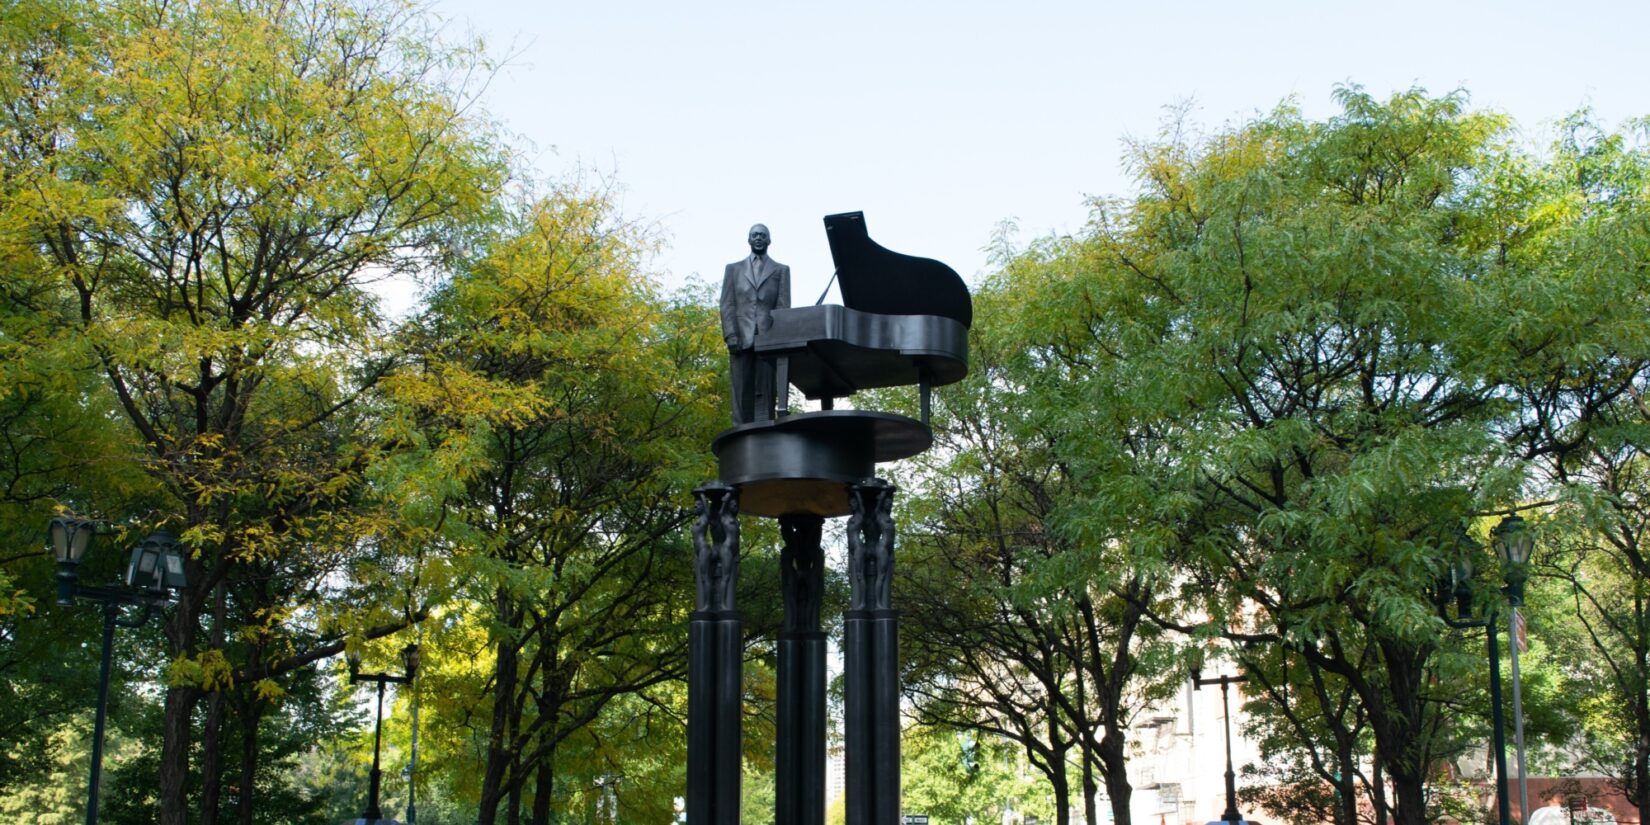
[416,0,1648,310]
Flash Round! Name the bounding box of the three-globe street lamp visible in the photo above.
[1435,530,1511,825]
[1191,665,1260,825]
[50,516,188,825]
[1493,515,1535,824]
[346,643,419,825]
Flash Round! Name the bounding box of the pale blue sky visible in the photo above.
[425,0,1647,306]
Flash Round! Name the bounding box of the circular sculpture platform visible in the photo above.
[711,410,931,517]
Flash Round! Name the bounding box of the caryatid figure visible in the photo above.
[846,479,896,611]
[691,485,741,613]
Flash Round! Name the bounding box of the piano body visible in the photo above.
[713,211,971,517]
[756,211,970,419]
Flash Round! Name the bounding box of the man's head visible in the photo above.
[748,224,770,255]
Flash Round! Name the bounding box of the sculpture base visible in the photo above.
[711,411,929,517]
[843,609,900,825]
[687,612,742,825]
[776,631,826,825]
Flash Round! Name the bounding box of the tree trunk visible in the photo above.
[1069,629,1100,825]
[1633,662,1649,819]
[1046,726,1071,825]
[1366,637,1431,825]
[159,684,200,825]
[1098,728,1132,825]
[200,581,229,825]
[477,589,521,825]
[1335,740,1358,825]
[1081,746,1098,825]
[530,654,562,825]
[236,699,263,825]
[159,585,202,825]
[199,689,226,825]
[1632,586,1650,820]
[1051,764,1071,825]
[505,611,532,825]
[530,754,554,825]
[1375,711,1429,825]
[1389,770,1427,825]
[1372,750,1390,825]
[506,693,523,825]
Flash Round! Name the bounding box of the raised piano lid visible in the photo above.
[825,211,972,328]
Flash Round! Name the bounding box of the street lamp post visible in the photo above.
[1192,665,1258,825]
[1494,515,1535,824]
[1436,537,1511,825]
[405,653,420,825]
[50,517,188,825]
[347,643,419,824]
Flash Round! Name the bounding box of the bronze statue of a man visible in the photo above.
[721,223,791,424]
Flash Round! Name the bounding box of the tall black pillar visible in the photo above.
[843,479,899,825]
[777,514,826,825]
[688,483,742,825]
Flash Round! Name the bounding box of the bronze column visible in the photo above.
[688,483,742,825]
[776,514,826,825]
[843,479,899,825]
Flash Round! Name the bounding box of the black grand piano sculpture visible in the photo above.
[711,210,972,517]
[689,212,970,825]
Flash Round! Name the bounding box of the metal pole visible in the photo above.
[687,483,742,825]
[1509,605,1530,823]
[86,603,118,825]
[777,514,826,825]
[1487,614,1511,825]
[407,667,420,825]
[1219,678,1241,823]
[365,680,386,821]
[844,480,899,825]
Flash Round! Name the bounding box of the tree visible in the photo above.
[383,186,725,825]
[0,0,161,798]
[987,87,1562,825]
[901,288,1179,825]
[1233,641,1379,825]
[1487,113,1650,818]
[0,0,506,819]
[901,725,1027,825]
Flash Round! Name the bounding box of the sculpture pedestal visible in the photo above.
[843,609,900,825]
[687,611,742,825]
[690,416,909,825]
[776,630,826,825]
[711,411,928,518]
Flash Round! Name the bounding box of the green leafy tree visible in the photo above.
[0,0,163,801]
[1232,642,1374,825]
[901,726,1027,825]
[382,186,724,825]
[1490,113,1650,818]
[901,295,1180,825]
[985,87,1566,825]
[0,0,506,820]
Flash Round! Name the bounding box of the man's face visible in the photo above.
[748,225,770,254]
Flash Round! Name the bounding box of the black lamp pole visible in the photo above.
[405,655,420,825]
[87,600,118,825]
[50,518,185,825]
[1193,667,1253,824]
[1494,514,1535,824]
[1438,544,1512,825]
[349,644,418,823]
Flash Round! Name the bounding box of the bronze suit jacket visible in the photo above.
[720,254,791,350]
